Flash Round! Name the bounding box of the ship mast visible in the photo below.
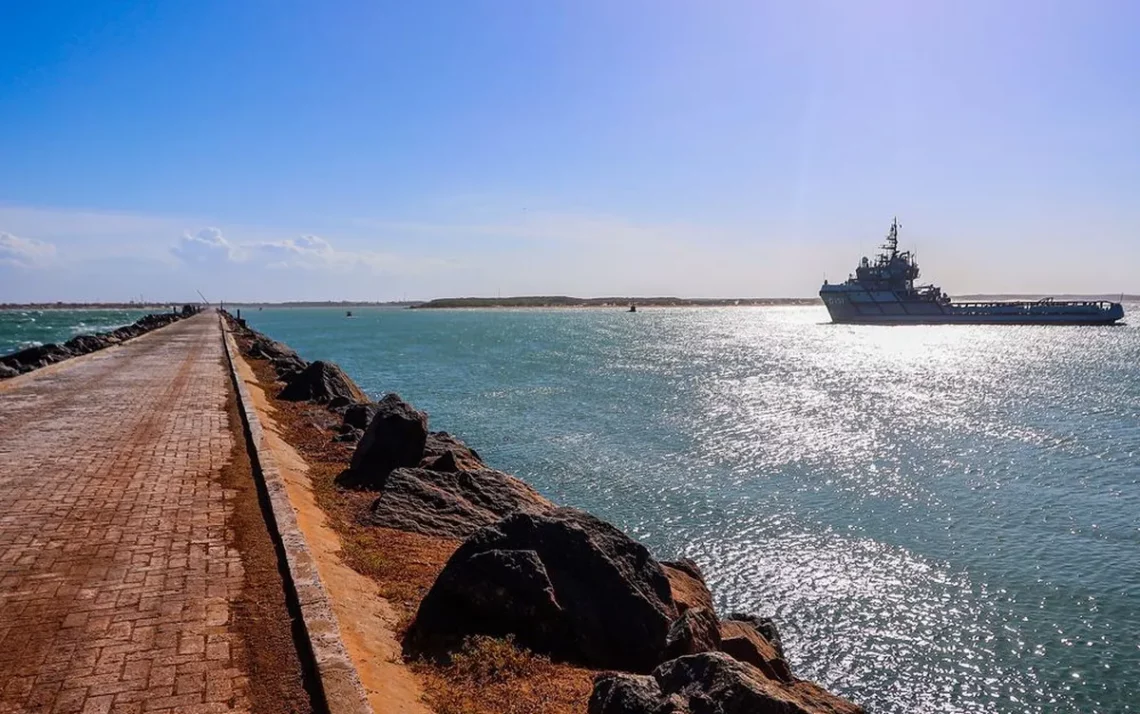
[882,217,900,259]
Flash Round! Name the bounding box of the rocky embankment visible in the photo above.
[226,314,863,714]
[0,306,201,379]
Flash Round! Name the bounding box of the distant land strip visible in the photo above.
[412,296,822,308]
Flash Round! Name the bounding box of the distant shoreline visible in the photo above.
[2,294,1134,311]
[412,296,822,309]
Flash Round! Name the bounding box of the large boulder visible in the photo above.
[724,613,785,661]
[246,335,308,378]
[246,334,297,362]
[660,559,715,615]
[333,425,364,443]
[664,607,721,659]
[278,360,368,405]
[588,673,687,714]
[342,401,379,431]
[63,334,111,355]
[340,394,429,487]
[589,652,863,714]
[420,431,484,471]
[405,507,678,672]
[110,325,141,341]
[368,467,554,539]
[719,618,791,683]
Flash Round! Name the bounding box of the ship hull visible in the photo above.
[819,289,1125,325]
[827,314,1123,325]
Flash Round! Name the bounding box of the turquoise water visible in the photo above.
[0,309,156,355]
[238,304,1140,713]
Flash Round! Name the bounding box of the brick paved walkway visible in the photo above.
[0,315,256,714]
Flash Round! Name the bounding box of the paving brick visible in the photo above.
[0,317,254,713]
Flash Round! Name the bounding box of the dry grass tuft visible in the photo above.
[448,635,547,683]
[413,636,595,714]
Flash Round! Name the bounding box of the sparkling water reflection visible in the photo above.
[242,304,1140,714]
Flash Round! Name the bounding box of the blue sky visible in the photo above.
[1,0,1137,301]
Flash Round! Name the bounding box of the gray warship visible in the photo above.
[819,219,1125,325]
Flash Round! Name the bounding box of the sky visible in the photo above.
[1,0,1137,302]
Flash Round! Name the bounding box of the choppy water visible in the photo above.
[0,308,155,354]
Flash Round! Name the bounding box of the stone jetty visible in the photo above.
[0,313,311,713]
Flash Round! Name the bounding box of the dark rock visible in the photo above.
[647,652,863,714]
[368,467,554,539]
[405,507,678,672]
[589,673,689,714]
[278,360,368,405]
[246,335,299,362]
[725,613,785,661]
[63,334,110,354]
[664,607,721,659]
[420,431,484,471]
[110,326,140,341]
[245,334,308,378]
[341,394,428,487]
[2,343,71,370]
[271,354,308,378]
[421,450,460,472]
[660,559,714,616]
[0,364,18,379]
[342,401,379,431]
[718,619,792,683]
[333,428,364,443]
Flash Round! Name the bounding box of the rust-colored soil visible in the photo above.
[236,336,597,714]
[220,369,315,713]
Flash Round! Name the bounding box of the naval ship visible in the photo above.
[820,219,1125,325]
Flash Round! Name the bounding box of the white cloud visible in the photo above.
[0,232,57,268]
[247,234,337,268]
[172,227,235,263]
[171,227,441,276]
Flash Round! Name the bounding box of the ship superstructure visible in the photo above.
[819,219,1124,325]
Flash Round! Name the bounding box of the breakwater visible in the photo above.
[0,306,201,378]
[225,312,862,714]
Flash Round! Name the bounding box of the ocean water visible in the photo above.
[0,308,156,355]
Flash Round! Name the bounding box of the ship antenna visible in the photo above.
[883,217,900,258]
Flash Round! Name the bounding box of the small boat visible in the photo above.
[346,310,353,318]
[628,304,637,313]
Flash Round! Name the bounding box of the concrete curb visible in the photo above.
[219,313,373,714]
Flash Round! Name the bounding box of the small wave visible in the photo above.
[69,323,126,335]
